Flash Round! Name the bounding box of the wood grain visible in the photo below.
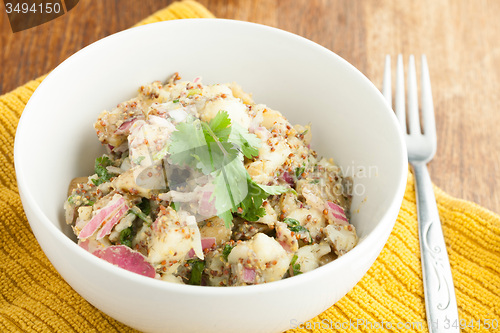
[1,0,499,213]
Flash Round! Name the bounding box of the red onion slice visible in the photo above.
[93,245,155,278]
[325,201,349,225]
[78,195,128,239]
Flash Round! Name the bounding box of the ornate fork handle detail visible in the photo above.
[423,222,451,311]
[413,162,459,332]
[384,55,459,332]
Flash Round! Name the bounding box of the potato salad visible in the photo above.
[64,73,358,286]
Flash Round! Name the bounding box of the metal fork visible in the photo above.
[383,55,459,332]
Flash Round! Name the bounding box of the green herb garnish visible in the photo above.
[284,218,312,243]
[67,195,94,206]
[222,244,235,261]
[170,201,179,211]
[119,227,134,248]
[128,199,152,225]
[236,177,288,222]
[137,198,151,215]
[295,166,305,179]
[289,254,302,276]
[168,111,287,228]
[92,155,113,186]
[129,207,151,225]
[187,259,205,285]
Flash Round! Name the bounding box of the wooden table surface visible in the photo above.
[1,0,499,214]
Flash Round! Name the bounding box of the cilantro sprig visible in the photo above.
[168,111,288,227]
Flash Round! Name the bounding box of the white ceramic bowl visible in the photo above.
[14,19,407,333]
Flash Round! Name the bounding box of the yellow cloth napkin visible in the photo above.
[1,1,499,332]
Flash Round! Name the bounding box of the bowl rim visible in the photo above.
[14,18,408,296]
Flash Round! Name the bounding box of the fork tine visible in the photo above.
[395,54,407,132]
[407,55,421,134]
[382,55,392,105]
[420,55,436,139]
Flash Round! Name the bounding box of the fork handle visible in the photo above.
[412,162,460,332]
[411,162,460,333]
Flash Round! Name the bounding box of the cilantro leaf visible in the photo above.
[258,183,289,196]
[218,210,234,228]
[236,178,288,222]
[129,207,152,225]
[137,198,151,215]
[92,155,113,186]
[119,227,134,248]
[229,122,261,159]
[236,179,267,222]
[289,254,302,276]
[167,110,285,228]
[208,110,260,159]
[169,119,213,173]
[222,244,234,261]
[208,111,232,142]
[187,259,205,285]
[170,202,179,211]
[295,166,305,179]
[204,139,239,173]
[201,116,250,227]
[284,218,312,243]
[212,157,249,227]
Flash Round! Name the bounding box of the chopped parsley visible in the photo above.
[137,198,151,215]
[119,227,134,248]
[129,207,151,225]
[284,218,312,243]
[187,259,205,285]
[170,201,179,211]
[92,155,113,186]
[129,198,152,225]
[222,243,235,261]
[67,195,94,206]
[168,111,287,228]
[289,254,302,276]
[295,166,305,179]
